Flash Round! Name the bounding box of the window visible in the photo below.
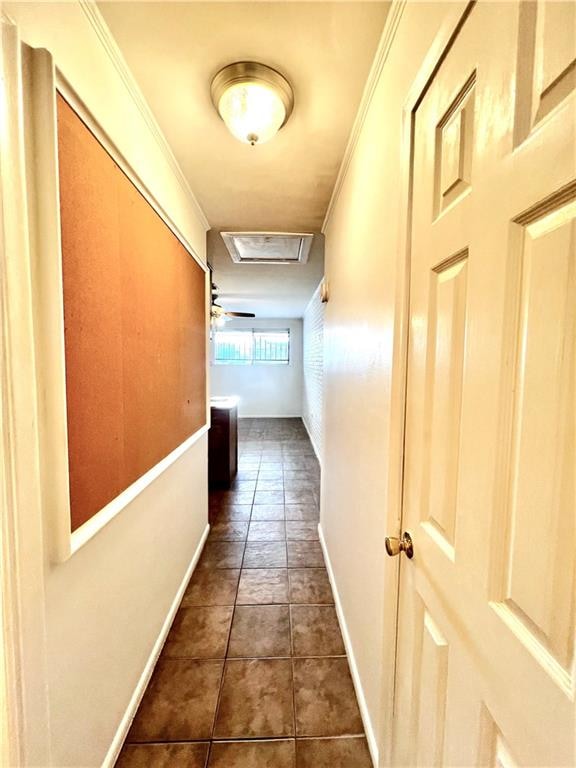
[253,331,290,363]
[214,329,290,365]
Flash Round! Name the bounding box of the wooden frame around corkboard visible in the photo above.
[27,51,209,562]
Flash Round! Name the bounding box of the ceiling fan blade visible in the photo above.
[225,311,256,318]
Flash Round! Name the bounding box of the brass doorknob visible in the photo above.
[385,531,414,559]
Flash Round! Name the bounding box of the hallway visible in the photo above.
[116,418,372,768]
[2,1,575,763]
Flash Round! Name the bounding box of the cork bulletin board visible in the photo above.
[57,94,207,532]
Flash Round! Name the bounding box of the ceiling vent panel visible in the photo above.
[221,232,314,264]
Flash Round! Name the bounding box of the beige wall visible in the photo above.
[320,2,465,764]
[3,3,209,766]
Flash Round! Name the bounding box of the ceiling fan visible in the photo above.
[211,282,255,326]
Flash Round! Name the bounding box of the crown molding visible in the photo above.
[321,0,407,233]
[78,0,210,232]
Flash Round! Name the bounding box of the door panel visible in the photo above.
[394,2,575,765]
[497,199,575,676]
[434,74,475,216]
[415,609,449,767]
[421,251,468,559]
[515,0,576,139]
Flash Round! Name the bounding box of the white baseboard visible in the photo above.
[102,523,210,768]
[318,523,379,767]
[302,416,322,467]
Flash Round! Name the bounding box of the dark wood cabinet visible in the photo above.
[208,398,238,489]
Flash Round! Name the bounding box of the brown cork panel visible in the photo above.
[57,95,206,532]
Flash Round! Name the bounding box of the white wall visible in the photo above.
[2,3,209,766]
[302,282,324,462]
[319,2,466,766]
[211,318,303,418]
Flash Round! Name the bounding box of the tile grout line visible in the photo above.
[121,733,369,746]
[208,484,255,750]
[286,448,298,763]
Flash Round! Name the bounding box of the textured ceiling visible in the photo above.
[99,1,389,316]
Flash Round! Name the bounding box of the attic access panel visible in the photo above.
[221,232,314,264]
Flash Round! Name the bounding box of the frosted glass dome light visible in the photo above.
[211,62,294,146]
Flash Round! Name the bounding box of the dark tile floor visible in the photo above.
[116,418,372,768]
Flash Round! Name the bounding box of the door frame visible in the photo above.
[0,14,52,766]
[378,2,475,764]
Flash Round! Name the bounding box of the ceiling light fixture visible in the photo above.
[211,61,294,146]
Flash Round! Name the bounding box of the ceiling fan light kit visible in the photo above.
[211,61,294,146]
[211,282,256,327]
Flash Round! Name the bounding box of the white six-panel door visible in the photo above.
[393,1,575,765]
